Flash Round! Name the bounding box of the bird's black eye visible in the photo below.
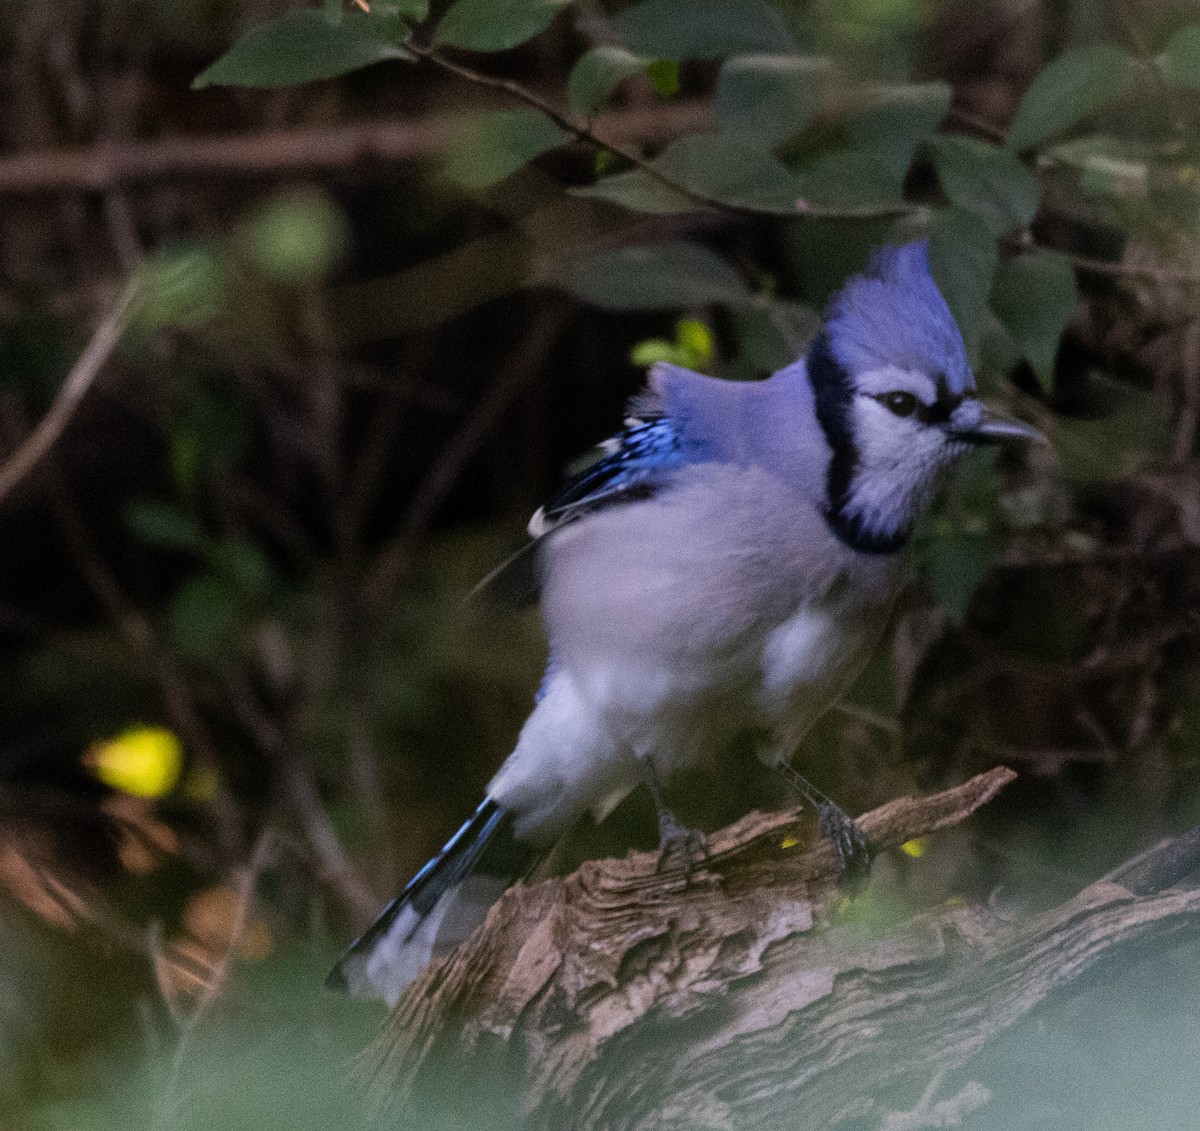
[880,392,919,418]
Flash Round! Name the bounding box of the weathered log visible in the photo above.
[363,766,1200,1128]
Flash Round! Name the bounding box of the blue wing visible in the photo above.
[529,413,686,537]
[470,410,689,607]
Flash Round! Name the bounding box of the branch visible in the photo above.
[0,104,711,195]
[410,44,916,222]
[361,766,1200,1127]
[0,284,136,507]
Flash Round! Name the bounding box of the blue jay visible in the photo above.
[328,240,1043,1005]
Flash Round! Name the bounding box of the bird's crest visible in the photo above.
[824,241,973,396]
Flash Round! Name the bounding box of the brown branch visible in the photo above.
[361,767,1200,1127]
[0,103,711,195]
[0,283,136,507]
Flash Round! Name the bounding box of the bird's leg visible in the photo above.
[637,754,707,881]
[768,756,871,883]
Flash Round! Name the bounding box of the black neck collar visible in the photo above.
[807,331,910,556]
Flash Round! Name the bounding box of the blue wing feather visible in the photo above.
[472,407,693,607]
[530,413,686,536]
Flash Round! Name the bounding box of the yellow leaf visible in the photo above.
[675,318,714,365]
[85,726,184,798]
[900,836,928,859]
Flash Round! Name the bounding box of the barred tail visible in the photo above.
[325,797,538,1007]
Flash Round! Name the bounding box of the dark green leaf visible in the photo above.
[556,241,749,310]
[730,300,820,374]
[794,151,903,208]
[193,10,412,90]
[434,0,569,51]
[845,82,951,180]
[917,528,994,621]
[655,135,799,211]
[716,54,831,147]
[645,59,680,97]
[1160,24,1200,90]
[170,575,239,658]
[614,0,796,59]
[210,538,275,596]
[573,134,800,214]
[928,206,998,358]
[133,244,228,331]
[990,249,1076,388]
[1006,43,1132,152]
[125,503,204,552]
[929,135,1040,236]
[1052,375,1167,483]
[569,168,695,214]
[444,110,564,188]
[567,46,648,115]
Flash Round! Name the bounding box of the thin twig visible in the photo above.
[153,831,275,1131]
[225,676,379,920]
[0,283,137,507]
[365,296,572,611]
[409,43,915,222]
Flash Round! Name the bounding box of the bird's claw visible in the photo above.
[656,810,708,883]
[819,802,871,885]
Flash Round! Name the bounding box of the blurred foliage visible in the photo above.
[2,0,1200,1126]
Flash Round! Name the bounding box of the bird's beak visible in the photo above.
[946,404,1046,446]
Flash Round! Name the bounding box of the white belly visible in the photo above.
[492,462,904,836]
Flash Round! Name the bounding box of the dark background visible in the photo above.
[2,1,1200,1126]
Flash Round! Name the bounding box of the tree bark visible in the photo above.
[363,767,1200,1128]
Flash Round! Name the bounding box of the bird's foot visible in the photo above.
[818,801,871,885]
[656,809,708,883]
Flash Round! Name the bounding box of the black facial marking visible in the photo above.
[807,331,911,556]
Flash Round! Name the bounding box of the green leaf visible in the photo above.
[927,206,998,358]
[1160,24,1200,90]
[238,190,350,283]
[210,537,275,596]
[568,46,648,115]
[434,0,569,52]
[133,244,228,331]
[570,168,695,214]
[444,109,564,188]
[794,151,904,208]
[656,135,799,211]
[614,0,796,59]
[731,300,820,374]
[716,54,831,147]
[929,135,1040,236]
[193,10,412,90]
[1006,43,1132,152]
[645,59,680,97]
[917,528,994,621]
[989,249,1076,388]
[573,134,799,214]
[1052,375,1167,483]
[125,502,204,552]
[171,575,239,658]
[846,82,951,180]
[556,241,750,310]
[630,320,713,368]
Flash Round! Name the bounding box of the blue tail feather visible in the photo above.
[326,797,537,998]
